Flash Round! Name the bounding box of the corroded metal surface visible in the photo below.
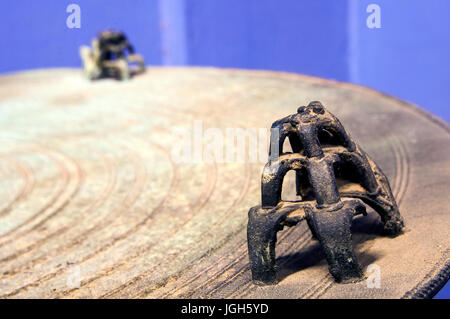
[248,101,404,285]
[0,68,448,298]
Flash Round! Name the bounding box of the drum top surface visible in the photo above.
[0,67,448,298]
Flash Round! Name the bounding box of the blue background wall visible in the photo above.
[1,0,449,123]
[2,0,449,123]
[350,0,450,124]
[0,0,448,297]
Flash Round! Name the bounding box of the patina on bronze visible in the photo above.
[80,30,145,80]
[247,101,405,285]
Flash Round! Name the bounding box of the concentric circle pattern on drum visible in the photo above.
[0,68,448,298]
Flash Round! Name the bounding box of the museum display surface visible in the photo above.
[0,67,448,298]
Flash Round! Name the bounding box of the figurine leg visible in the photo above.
[336,151,404,236]
[247,206,281,285]
[382,209,404,236]
[365,193,404,236]
[352,167,405,236]
[309,206,363,283]
[117,58,130,81]
[247,204,302,285]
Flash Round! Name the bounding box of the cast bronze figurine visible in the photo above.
[80,30,145,80]
[247,101,404,285]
